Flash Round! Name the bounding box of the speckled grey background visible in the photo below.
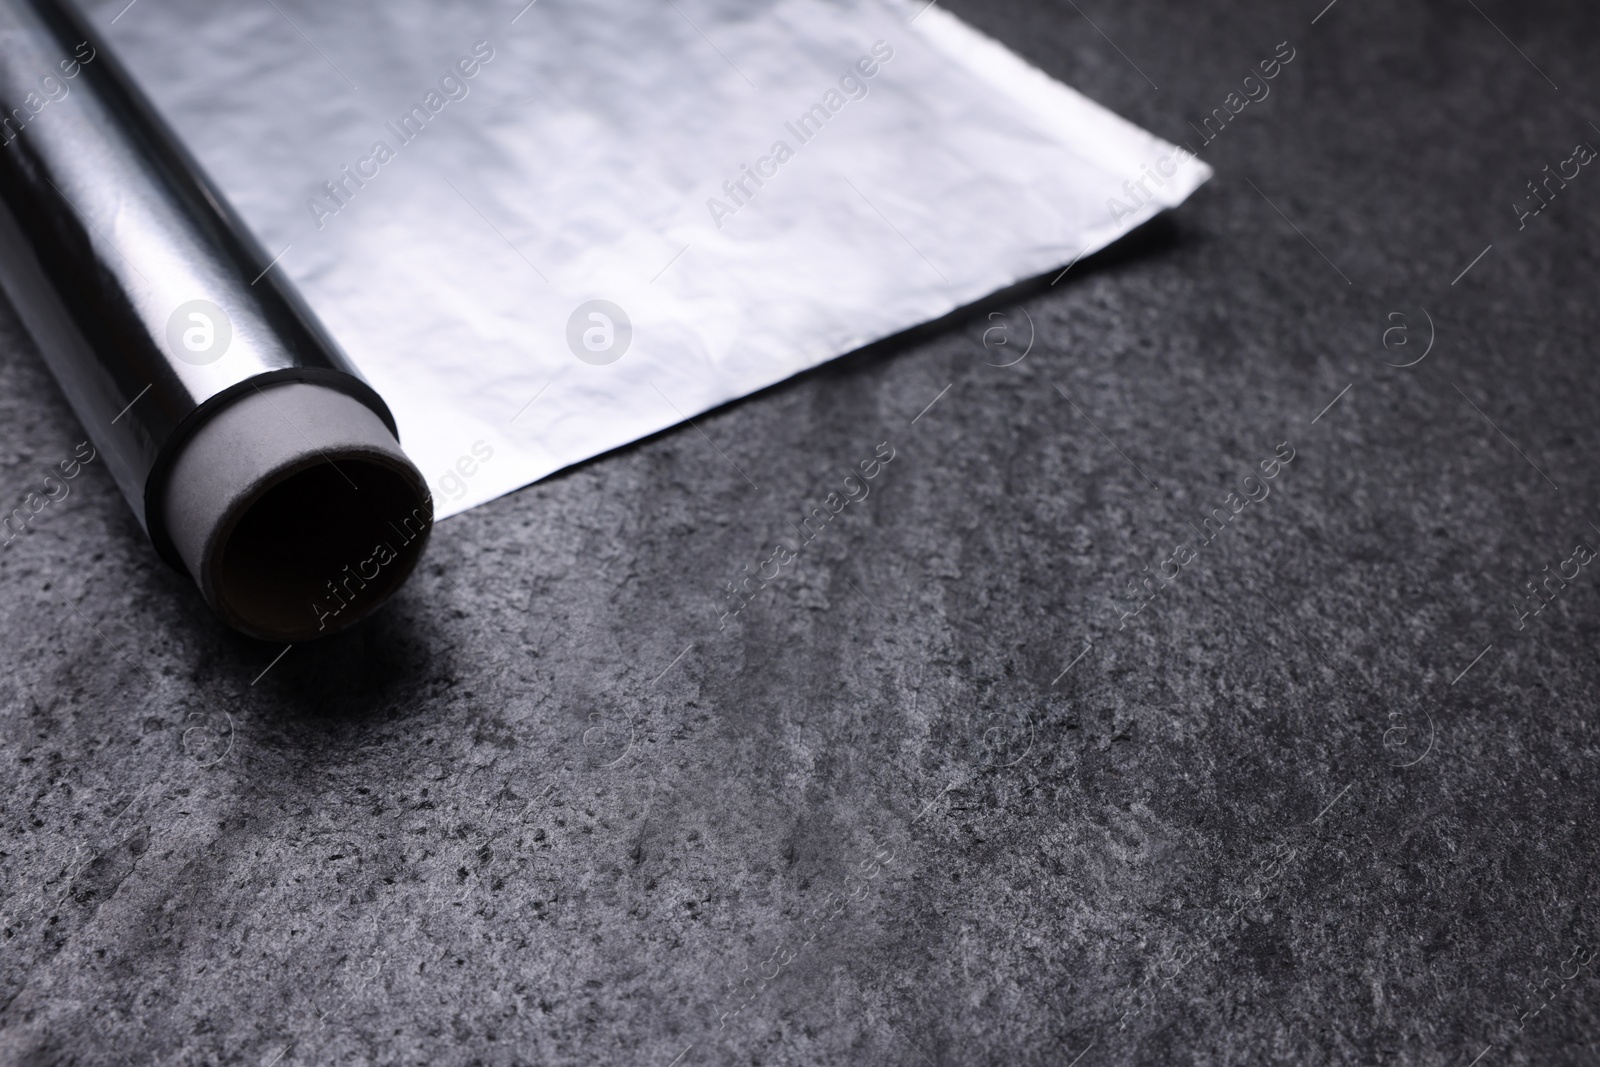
[3,0,1599,1064]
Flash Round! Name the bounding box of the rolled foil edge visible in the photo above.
[0,0,433,639]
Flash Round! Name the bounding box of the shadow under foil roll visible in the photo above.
[0,0,432,641]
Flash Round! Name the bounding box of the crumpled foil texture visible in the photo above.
[83,0,1209,516]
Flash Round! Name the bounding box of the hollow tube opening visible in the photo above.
[214,458,430,640]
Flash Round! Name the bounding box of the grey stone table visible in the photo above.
[3,0,1598,1063]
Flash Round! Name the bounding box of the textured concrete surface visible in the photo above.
[4,0,1600,1064]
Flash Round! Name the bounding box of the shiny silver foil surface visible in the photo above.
[0,0,394,563]
[80,0,1209,518]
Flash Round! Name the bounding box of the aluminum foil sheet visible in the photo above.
[80,0,1210,518]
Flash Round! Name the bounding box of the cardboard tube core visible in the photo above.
[163,382,433,642]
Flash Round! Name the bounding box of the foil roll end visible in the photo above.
[162,382,432,642]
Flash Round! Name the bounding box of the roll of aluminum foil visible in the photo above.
[0,0,433,641]
[2,0,1208,641]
